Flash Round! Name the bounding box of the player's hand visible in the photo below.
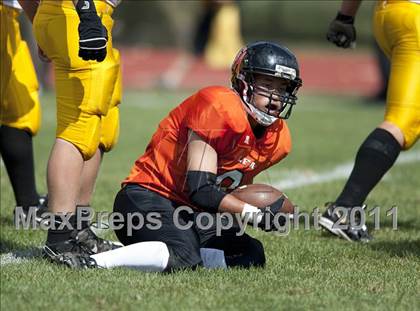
[76,0,108,62]
[326,12,356,49]
[258,196,287,232]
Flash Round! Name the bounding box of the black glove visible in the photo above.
[326,12,356,49]
[76,0,108,62]
[258,196,287,232]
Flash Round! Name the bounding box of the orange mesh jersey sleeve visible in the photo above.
[184,86,248,154]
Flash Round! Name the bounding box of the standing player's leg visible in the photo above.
[33,1,119,256]
[0,127,41,210]
[319,1,420,242]
[0,4,45,219]
[78,148,103,206]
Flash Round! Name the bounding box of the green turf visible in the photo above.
[1,91,419,311]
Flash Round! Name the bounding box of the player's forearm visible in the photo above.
[339,0,363,17]
[218,193,247,214]
[186,170,262,223]
[18,0,40,23]
[186,170,249,215]
[219,194,262,224]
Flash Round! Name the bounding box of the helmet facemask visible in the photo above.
[234,72,301,126]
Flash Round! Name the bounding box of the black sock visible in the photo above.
[335,128,401,207]
[76,205,92,229]
[46,214,78,244]
[0,126,39,207]
[46,207,93,245]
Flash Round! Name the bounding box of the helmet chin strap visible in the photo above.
[241,86,278,127]
[243,102,278,127]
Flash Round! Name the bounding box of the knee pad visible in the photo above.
[404,135,420,150]
[385,111,420,150]
[56,109,101,160]
[99,49,121,153]
[110,48,122,109]
[400,123,420,150]
[99,106,120,152]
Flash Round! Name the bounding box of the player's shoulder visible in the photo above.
[194,86,248,133]
[196,85,237,100]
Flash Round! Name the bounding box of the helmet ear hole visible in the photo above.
[238,79,252,102]
[232,78,243,93]
[245,83,252,99]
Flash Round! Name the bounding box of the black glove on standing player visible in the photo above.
[75,0,108,62]
[326,12,356,49]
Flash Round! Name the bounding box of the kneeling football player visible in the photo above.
[86,41,302,270]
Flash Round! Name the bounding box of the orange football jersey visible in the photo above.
[124,86,291,209]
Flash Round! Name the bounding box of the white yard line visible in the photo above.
[1,150,419,266]
[274,150,420,190]
[0,249,40,266]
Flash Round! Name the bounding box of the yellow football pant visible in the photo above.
[100,48,121,152]
[33,0,121,159]
[0,4,41,135]
[374,0,420,149]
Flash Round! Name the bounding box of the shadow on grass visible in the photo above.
[0,238,41,259]
[288,210,419,233]
[369,240,420,258]
[0,213,15,227]
[375,218,420,231]
[315,230,420,259]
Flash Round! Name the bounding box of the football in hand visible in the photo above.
[231,184,294,213]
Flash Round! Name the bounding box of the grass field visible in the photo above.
[1,91,419,310]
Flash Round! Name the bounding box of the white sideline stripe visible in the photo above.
[273,150,420,190]
[0,249,40,266]
[0,253,29,265]
[1,150,419,266]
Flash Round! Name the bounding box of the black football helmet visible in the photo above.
[231,41,302,126]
